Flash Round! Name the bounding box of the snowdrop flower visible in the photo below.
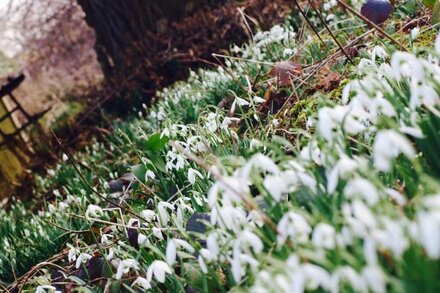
[152,227,164,240]
[115,259,140,280]
[373,130,415,171]
[410,27,420,41]
[277,212,311,246]
[207,233,219,257]
[67,245,80,262]
[250,138,263,150]
[157,201,173,226]
[253,95,266,104]
[385,188,407,206]
[300,141,321,165]
[208,176,250,207]
[206,112,218,132]
[106,248,114,260]
[140,209,156,222]
[35,285,59,293]
[263,174,286,201]
[352,200,376,228]
[188,168,203,185]
[323,0,337,10]
[272,119,280,126]
[161,128,170,138]
[301,263,332,291]
[371,46,387,61]
[436,31,440,54]
[85,204,103,220]
[147,260,172,283]
[358,58,375,71]
[417,211,440,259]
[391,52,424,82]
[236,230,263,254]
[220,117,232,129]
[198,255,208,273]
[344,177,379,206]
[235,97,250,107]
[312,223,336,249]
[318,105,367,142]
[132,276,152,290]
[138,233,149,247]
[326,154,361,193]
[399,125,424,139]
[166,238,195,265]
[75,253,92,269]
[331,266,368,293]
[362,265,386,293]
[241,153,280,178]
[145,170,155,182]
[410,81,439,110]
[47,169,56,176]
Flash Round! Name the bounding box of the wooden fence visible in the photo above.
[0,74,50,198]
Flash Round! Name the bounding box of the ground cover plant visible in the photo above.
[1,0,440,292]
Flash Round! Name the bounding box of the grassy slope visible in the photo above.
[2,1,440,292]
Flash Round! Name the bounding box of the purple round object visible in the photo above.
[361,0,392,25]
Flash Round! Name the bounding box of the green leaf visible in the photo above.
[131,163,146,182]
[432,0,440,24]
[67,275,87,286]
[149,153,166,173]
[423,0,436,8]
[144,133,169,152]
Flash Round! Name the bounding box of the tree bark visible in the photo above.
[76,0,216,82]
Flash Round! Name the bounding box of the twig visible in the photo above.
[307,0,354,65]
[292,0,330,51]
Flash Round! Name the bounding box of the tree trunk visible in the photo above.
[76,0,216,82]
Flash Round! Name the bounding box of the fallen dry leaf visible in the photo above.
[268,61,302,86]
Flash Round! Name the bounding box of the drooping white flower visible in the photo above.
[85,204,103,220]
[410,27,420,41]
[138,233,149,247]
[373,130,415,172]
[35,285,59,293]
[331,266,368,293]
[312,223,336,249]
[241,153,280,178]
[115,259,140,280]
[67,245,80,262]
[344,177,379,206]
[166,239,177,266]
[75,253,92,269]
[132,276,152,290]
[198,255,208,273]
[152,227,164,240]
[418,211,440,259]
[157,202,173,226]
[188,168,203,185]
[235,97,250,107]
[277,212,311,246]
[253,96,265,104]
[362,265,386,293]
[236,230,263,254]
[371,46,387,61]
[140,209,156,222]
[263,174,286,201]
[206,112,218,132]
[145,170,156,182]
[147,260,172,283]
